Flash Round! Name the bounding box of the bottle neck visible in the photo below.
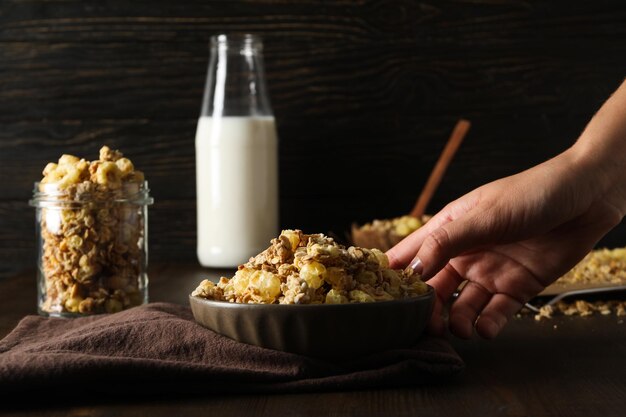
[201,34,273,118]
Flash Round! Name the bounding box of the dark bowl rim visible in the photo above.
[189,284,434,310]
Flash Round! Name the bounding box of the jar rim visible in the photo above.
[29,180,154,207]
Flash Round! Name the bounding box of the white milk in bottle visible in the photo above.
[195,34,279,267]
[195,116,278,267]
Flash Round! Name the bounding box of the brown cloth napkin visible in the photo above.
[0,302,464,399]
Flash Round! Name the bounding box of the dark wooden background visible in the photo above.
[1,0,626,278]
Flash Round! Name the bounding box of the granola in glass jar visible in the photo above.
[29,146,154,316]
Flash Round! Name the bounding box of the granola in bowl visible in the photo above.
[192,229,429,305]
[190,230,434,357]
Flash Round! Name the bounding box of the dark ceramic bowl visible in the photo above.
[189,285,435,359]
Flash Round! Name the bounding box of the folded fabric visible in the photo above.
[0,302,464,399]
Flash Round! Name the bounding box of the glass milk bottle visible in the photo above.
[195,34,279,268]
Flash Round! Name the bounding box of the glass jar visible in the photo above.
[29,181,154,317]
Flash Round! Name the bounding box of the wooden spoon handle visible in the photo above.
[410,119,471,218]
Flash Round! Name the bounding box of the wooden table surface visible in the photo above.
[2,263,626,417]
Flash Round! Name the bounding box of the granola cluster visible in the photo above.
[35,146,149,315]
[192,229,429,304]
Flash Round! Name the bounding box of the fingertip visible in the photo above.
[474,294,521,339]
[385,247,402,269]
[406,257,423,276]
[475,316,503,340]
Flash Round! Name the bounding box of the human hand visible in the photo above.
[386,149,625,340]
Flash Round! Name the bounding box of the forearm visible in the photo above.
[568,78,626,216]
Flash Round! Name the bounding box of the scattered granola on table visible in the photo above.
[531,300,626,321]
[522,247,626,321]
[192,229,429,304]
[31,146,152,316]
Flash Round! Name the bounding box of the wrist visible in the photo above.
[566,80,626,217]
[568,136,626,218]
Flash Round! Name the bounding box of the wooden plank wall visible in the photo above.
[1,0,625,277]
